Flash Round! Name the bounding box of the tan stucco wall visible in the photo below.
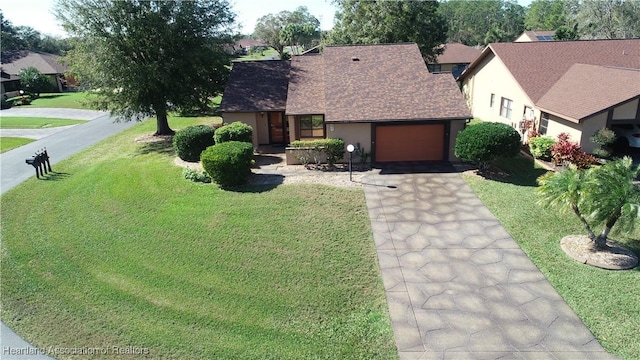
[546,113,605,153]
[514,33,533,42]
[222,112,258,146]
[287,115,296,142]
[449,120,466,161]
[222,112,272,146]
[328,123,371,151]
[613,98,639,120]
[461,53,539,132]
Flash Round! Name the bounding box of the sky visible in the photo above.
[1,0,533,38]
[1,0,339,37]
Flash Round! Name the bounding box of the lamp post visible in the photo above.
[347,144,355,182]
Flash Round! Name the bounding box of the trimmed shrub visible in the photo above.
[290,138,345,167]
[590,127,616,158]
[528,136,556,160]
[454,122,521,170]
[201,141,254,187]
[173,125,216,162]
[214,121,253,144]
[182,167,211,183]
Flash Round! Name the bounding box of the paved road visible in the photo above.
[1,112,137,194]
[0,108,106,120]
[363,163,618,359]
[1,109,138,359]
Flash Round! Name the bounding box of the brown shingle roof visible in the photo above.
[536,64,640,123]
[285,54,325,115]
[0,50,67,75]
[235,39,266,49]
[311,43,471,122]
[462,39,640,103]
[220,60,290,112]
[435,43,481,65]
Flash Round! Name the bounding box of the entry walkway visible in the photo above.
[363,163,617,359]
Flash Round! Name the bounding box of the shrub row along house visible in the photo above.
[220,43,472,163]
[459,38,640,153]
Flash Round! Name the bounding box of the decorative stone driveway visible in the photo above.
[363,163,618,360]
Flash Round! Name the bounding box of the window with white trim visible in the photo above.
[500,97,513,119]
[540,112,549,135]
[490,93,495,109]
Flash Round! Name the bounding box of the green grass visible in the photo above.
[236,48,279,61]
[1,137,35,152]
[463,155,640,360]
[27,92,94,109]
[0,117,86,129]
[0,116,396,359]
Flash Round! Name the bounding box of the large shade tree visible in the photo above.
[253,6,320,57]
[537,157,640,249]
[327,0,447,62]
[55,0,236,135]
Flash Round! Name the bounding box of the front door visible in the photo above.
[268,112,285,144]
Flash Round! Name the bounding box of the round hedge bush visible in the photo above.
[173,125,216,162]
[214,122,253,144]
[454,122,521,168]
[201,141,254,187]
[528,136,556,160]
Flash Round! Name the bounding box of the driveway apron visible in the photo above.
[363,163,617,360]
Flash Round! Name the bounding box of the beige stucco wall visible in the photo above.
[545,113,605,153]
[221,112,271,146]
[222,112,258,146]
[461,53,539,133]
[613,98,639,120]
[328,123,371,151]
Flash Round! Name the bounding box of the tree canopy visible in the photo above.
[55,0,236,135]
[438,0,525,46]
[575,0,640,39]
[326,0,448,62]
[253,6,320,56]
[0,11,71,55]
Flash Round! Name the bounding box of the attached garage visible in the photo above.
[374,123,446,162]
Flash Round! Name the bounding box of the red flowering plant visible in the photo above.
[550,133,581,166]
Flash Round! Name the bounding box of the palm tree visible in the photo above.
[537,156,640,250]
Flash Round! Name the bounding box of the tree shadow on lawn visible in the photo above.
[134,138,175,157]
[36,94,65,100]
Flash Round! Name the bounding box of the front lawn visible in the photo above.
[0,117,86,129]
[463,155,640,360]
[27,92,94,109]
[1,137,35,152]
[0,117,396,359]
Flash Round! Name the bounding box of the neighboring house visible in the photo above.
[459,39,640,153]
[514,30,556,42]
[0,50,68,92]
[221,43,471,163]
[428,43,481,78]
[1,70,21,99]
[233,38,268,55]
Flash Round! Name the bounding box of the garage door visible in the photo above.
[375,124,445,162]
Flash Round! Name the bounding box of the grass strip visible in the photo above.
[463,155,640,360]
[0,117,86,129]
[1,137,35,152]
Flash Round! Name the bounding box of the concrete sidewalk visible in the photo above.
[363,163,617,359]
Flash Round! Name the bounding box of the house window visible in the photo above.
[540,112,549,135]
[500,97,513,119]
[428,64,441,73]
[299,115,325,138]
[490,93,495,109]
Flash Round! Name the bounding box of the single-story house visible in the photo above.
[0,50,69,92]
[428,42,481,78]
[220,43,472,163]
[1,70,21,99]
[514,30,556,42]
[458,39,640,153]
